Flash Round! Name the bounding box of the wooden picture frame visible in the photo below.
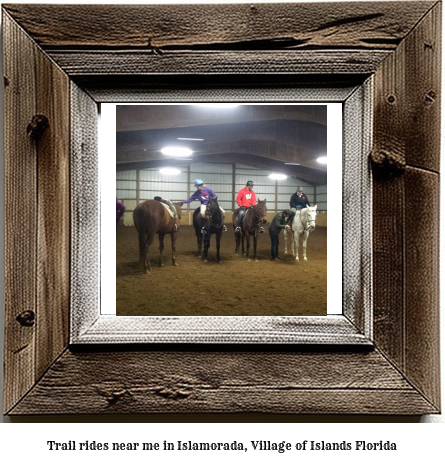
[3,2,440,415]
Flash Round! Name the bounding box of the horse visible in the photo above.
[232,199,267,261]
[283,205,317,261]
[133,199,183,274]
[193,197,224,262]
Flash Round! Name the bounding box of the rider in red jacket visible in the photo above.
[235,181,264,233]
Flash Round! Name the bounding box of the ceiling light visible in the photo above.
[159,168,181,175]
[194,104,239,108]
[317,156,327,164]
[284,163,300,165]
[269,173,287,180]
[161,146,193,157]
[177,138,204,141]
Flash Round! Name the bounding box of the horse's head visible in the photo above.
[173,202,183,220]
[204,197,221,226]
[306,205,317,231]
[256,199,268,224]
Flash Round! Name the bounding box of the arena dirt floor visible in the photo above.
[116,224,327,317]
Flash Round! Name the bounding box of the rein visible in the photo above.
[247,204,266,236]
[204,203,224,230]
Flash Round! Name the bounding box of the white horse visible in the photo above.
[283,205,317,261]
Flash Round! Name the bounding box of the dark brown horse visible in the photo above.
[232,199,267,261]
[193,197,224,262]
[133,200,183,274]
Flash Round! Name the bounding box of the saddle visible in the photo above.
[237,207,249,226]
[159,199,177,218]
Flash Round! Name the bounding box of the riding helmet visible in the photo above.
[194,179,204,186]
[297,187,303,192]
[246,180,254,187]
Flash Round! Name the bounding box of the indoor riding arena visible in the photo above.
[116,105,328,317]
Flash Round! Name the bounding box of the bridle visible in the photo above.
[293,208,316,235]
[204,201,224,229]
[248,203,267,236]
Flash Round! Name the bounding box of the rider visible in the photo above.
[288,187,311,226]
[182,179,227,232]
[235,180,264,233]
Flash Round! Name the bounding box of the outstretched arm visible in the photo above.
[182,191,198,203]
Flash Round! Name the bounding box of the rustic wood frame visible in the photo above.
[3,2,441,415]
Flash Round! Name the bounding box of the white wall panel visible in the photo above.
[140,171,189,183]
[116,190,136,199]
[140,191,187,202]
[190,174,233,185]
[123,199,137,210]
[116,164,328,218]
[117,170,137,181]
[116,180,136,190]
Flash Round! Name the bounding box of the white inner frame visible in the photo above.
[70,83,372,345]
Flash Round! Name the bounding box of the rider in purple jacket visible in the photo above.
[182,179,227,231]
[116,198,125,225]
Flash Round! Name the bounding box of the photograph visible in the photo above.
[115,104,329,317]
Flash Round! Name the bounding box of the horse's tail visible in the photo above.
[133,206,147,260]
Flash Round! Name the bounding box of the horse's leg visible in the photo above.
[302,231,309,261]
[158,233,165,267]
[144,231,155,273]
[294,233,299,261]
[235,232,240,255]
[171,231,179,266]
[197,232,202,257]
[216,230,222,263]
[284,229,288,255]
[245,234,251,261]
[203,234,210,262]
[253,233,258,261]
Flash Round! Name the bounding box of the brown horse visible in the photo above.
[232,199,267,261]
[133,200,183,274]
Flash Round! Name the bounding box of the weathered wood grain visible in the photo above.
[8,349,438,415]
[47,50,391,76]
[3,11,72,413]
[35,38,71,381]
[2,2,435,49]
[404,168,440,408]
[372,2,441,411]
[3,12,38,414]
[404,2,441,171]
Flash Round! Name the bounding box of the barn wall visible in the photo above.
[116,162,327,226]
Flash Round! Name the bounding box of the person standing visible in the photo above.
[268,209,291,260]
[235,180,264,233]
[116,198,125,226]
[182,179,227,231]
